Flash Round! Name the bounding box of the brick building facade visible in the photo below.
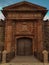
[0,1,48,57]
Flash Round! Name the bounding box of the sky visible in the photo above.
[0,0,49,20]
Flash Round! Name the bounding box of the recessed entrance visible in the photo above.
[17,37,32,56]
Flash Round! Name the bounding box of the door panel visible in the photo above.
[17,39,24,55]
[17,38,32,56]
[20,42,24,55]
[25,39,32,55]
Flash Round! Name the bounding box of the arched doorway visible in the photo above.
[17,37,32,56]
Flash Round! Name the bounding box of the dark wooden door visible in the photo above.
[24,39,32,55]
[17,38,32,56]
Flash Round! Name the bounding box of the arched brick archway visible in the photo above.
[16,37,32,56]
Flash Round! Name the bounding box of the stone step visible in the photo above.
[0,63,49,65]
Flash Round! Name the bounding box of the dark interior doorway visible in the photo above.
[17,37,32,56]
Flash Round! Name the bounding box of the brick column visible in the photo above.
[5,19,12,53]
[37,19,43,52]
[11,22,16,52]
[34,21,38,52]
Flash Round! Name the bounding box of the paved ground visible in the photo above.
[0,63,49,65]
[1,56,49,65]
[10,55,40,63]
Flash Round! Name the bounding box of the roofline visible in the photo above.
[3,1,47,10]
[2,1,48,18]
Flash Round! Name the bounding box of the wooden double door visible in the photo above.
[17,38,32,56]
